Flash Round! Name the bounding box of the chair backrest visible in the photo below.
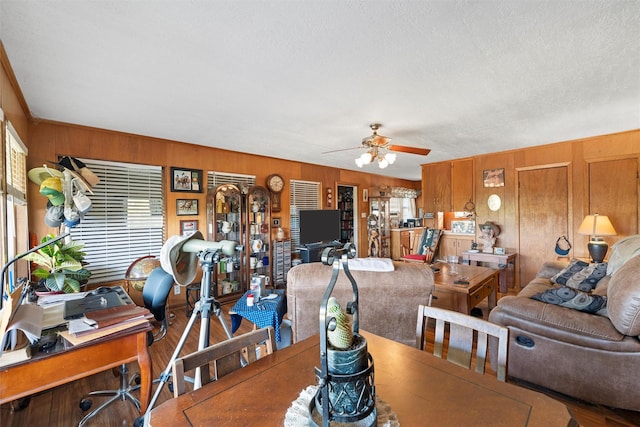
[402,228,443,263]
[416,305,509,381]
[142,267,174,321]
[172,326,276,397]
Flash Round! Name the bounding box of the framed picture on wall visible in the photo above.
[171,167,203,193]
[180,220,199,236]
[483,168,505,188]
[176,199,198,216]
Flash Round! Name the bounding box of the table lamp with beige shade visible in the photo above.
[578,214,617,263]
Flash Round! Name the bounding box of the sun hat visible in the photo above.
[40,176,65,206]
[44,202,64,227]
[28,166,64,185]
[160,231,204,286]
[56,156,99,193]
[479,221,501,237]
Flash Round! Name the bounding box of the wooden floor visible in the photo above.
[2,293,640,427]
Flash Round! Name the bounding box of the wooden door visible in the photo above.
[517,166,569,285]
[588,157,638,241]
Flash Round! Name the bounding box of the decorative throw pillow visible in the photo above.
[531,286,607,315]
[550,258,607,292]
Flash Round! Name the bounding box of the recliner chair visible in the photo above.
[78,267,175,426]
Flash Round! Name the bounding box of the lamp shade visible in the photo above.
[578,214,617,237]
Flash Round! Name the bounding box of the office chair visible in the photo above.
[78,267,174,426]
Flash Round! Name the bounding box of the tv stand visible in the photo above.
[299,241,341,263]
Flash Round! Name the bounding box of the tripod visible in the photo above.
[135,247,235,427]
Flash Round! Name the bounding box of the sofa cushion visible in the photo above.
[607,254,640,336]
[550,258,607,292]
[606,234,640,275]
[531,286,607,315]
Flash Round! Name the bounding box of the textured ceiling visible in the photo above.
[1,0,638,180]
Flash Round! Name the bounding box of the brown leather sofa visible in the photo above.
[287,260,434,347]
[489,239,640,411]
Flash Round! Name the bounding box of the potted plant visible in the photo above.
[24,234,91,293]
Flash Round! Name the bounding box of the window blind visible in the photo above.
[207,171,256,190]
[69,159,164,283]
[289,179,320,250]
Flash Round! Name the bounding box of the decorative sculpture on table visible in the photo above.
[478,221,501,254]
[309,243,376,426]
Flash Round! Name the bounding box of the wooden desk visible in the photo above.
[462,251,518,293]
[149,331,576,426]
[0,324,153,416]
[432,262,498,315]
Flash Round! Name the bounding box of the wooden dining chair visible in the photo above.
[171,326,276,397]
[402,228,442,263]
[416,305,509,381]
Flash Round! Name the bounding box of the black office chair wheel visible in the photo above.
[79,398,93,411]
[134,416,144,427]
[168,382,174,393]
[132,373,141,385]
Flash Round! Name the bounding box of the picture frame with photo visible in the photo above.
[180,220,199,236]
[483,168,505,188]
[171,167,203,193]
[176,199,198,216]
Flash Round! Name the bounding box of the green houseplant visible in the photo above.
[24,234,91,293]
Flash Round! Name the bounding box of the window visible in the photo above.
[69,159,164,283]
[289,180,321,250]
[2,116,29,289]
[207,171,255,190]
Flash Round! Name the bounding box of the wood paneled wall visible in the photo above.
[429,130,640,268]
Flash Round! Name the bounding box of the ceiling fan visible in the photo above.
[325,124,431,169]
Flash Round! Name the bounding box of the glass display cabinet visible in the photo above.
[368,196,391,257]
[246,185,271,285]
[206,184,246,303]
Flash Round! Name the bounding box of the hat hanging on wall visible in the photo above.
[28,165,64,185]
[555,235,572,256]
[54,156,100,194]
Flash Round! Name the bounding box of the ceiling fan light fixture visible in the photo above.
[378,158,389,169]
[384,152,396,164]
[355,158,364,167]
[359,151,373,164]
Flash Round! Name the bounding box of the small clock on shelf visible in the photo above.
[266,174,284,212]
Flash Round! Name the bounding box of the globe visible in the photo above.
[125,256,161,291]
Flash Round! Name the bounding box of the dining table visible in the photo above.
[148,330,577,426]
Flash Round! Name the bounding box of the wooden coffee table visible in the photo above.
[430,262,498,315]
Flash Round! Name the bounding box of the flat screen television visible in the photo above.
[299,209,341,246]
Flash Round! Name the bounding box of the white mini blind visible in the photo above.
[289,179,321,250]
[207,171,255,190]
[5,121,28,204]
[69,159,164,283]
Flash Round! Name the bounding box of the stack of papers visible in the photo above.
[59,304,152,346]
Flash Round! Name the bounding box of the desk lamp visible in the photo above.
[578,214,616,263]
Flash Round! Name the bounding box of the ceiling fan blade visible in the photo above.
[322,146,363,154]
[388,145,431,156]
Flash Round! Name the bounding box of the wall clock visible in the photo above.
[266,174,284,212]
